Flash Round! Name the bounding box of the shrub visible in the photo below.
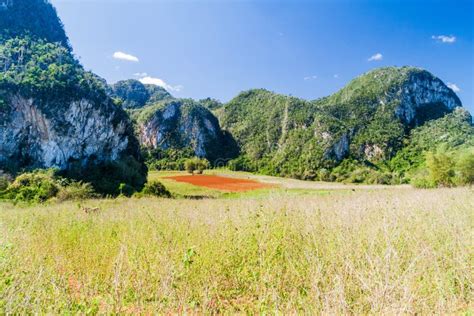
[425,148,455,187]
[184,158,210,175]
[228,156,257,172]
[0,169,98,203]
[411,169,436,188]
[454,149,474,185]
[56,181,97,201]
[0,175,10,191]
[142,181,171,198]
[1,170,60,203]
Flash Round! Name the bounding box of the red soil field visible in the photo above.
[164,174,275,192]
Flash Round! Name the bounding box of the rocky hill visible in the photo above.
[109,79,173,109]
[0,0,70,48]
[131,99,238,162]
[220,67,468,180]
[0,0,146,194]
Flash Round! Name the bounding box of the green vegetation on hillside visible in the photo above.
[0,37,108,107]
[0,0,70,48]
[131,98,239,164]
[0,2,148,196]
[221,68,471,186]
[110,79,172,109]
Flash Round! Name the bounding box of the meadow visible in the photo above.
[0,172,472,314]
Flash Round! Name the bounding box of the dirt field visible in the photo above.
[164,174,275,192]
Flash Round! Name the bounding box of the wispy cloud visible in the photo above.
[304,75,317,81]
[368,53,383,62]
[333,74,339,79]
[133,72,148,77]
[113,51,139,62]
[431,35,456,44]
[447,82,460,92]
[139,76,183,92]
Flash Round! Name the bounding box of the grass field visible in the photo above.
[0,173,473,313]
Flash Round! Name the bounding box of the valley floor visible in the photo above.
[0,177,472,313]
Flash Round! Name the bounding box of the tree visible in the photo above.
[185,158,210,175]
[455,149,474,185]
[425,147,455,187]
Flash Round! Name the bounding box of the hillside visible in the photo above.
[109,79,173,109]
[131,99,238,164]
[0,0,146,194]
[0,0,69,48]
[220,67,469,181]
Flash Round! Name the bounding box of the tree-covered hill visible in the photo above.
[109,79,173,109]
[0,0,147,195]
[220,67,470,182]
[130,98,238,167]
[0,0,70,48]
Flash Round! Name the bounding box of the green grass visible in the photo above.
[0,188,472,314]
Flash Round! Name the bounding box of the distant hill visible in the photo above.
[220,67,469,181]
[130,99,238,163]
[109,79,173,109]
[0,0,471,187]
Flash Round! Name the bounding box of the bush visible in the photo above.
[455,149,474,185]
[1,170,60,203]
[0,169,97,203]
[411,169,436,188]
[0,175,10,191]
[142,181,171,198]
[56,181,97,201]
[409,147,474,188]
[184,157,210,175]
[425,148,455,187]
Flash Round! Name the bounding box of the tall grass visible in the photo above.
[0,188,472,313]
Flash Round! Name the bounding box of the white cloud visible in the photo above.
[368,53,383,62]
[113,51,139,62]
[333,74,339,79]
[139,76,183,92]
[432,35,456,44]
[133,72,148,77]
[447,82,460,92]
[304,75,317,80]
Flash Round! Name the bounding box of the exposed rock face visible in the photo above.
[221,67,465,177]
[0,0,147,194]
[389,71,461,125]
[332,67,462,127]
[0,95,136,170]
[136,100,238,162]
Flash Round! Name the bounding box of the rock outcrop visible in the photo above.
[133,99,238,162]
[220,67,465,177]
[0,0,146,194]
[0,95,137,170]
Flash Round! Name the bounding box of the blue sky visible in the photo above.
[51,0,473,112]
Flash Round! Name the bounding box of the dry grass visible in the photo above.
[0,188,473,314]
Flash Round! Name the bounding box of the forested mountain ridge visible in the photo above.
[0,0,471,189]
[0,0,147,195]
[109,79,173,109]
[220,67,471,182]
[0,0,69,48]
